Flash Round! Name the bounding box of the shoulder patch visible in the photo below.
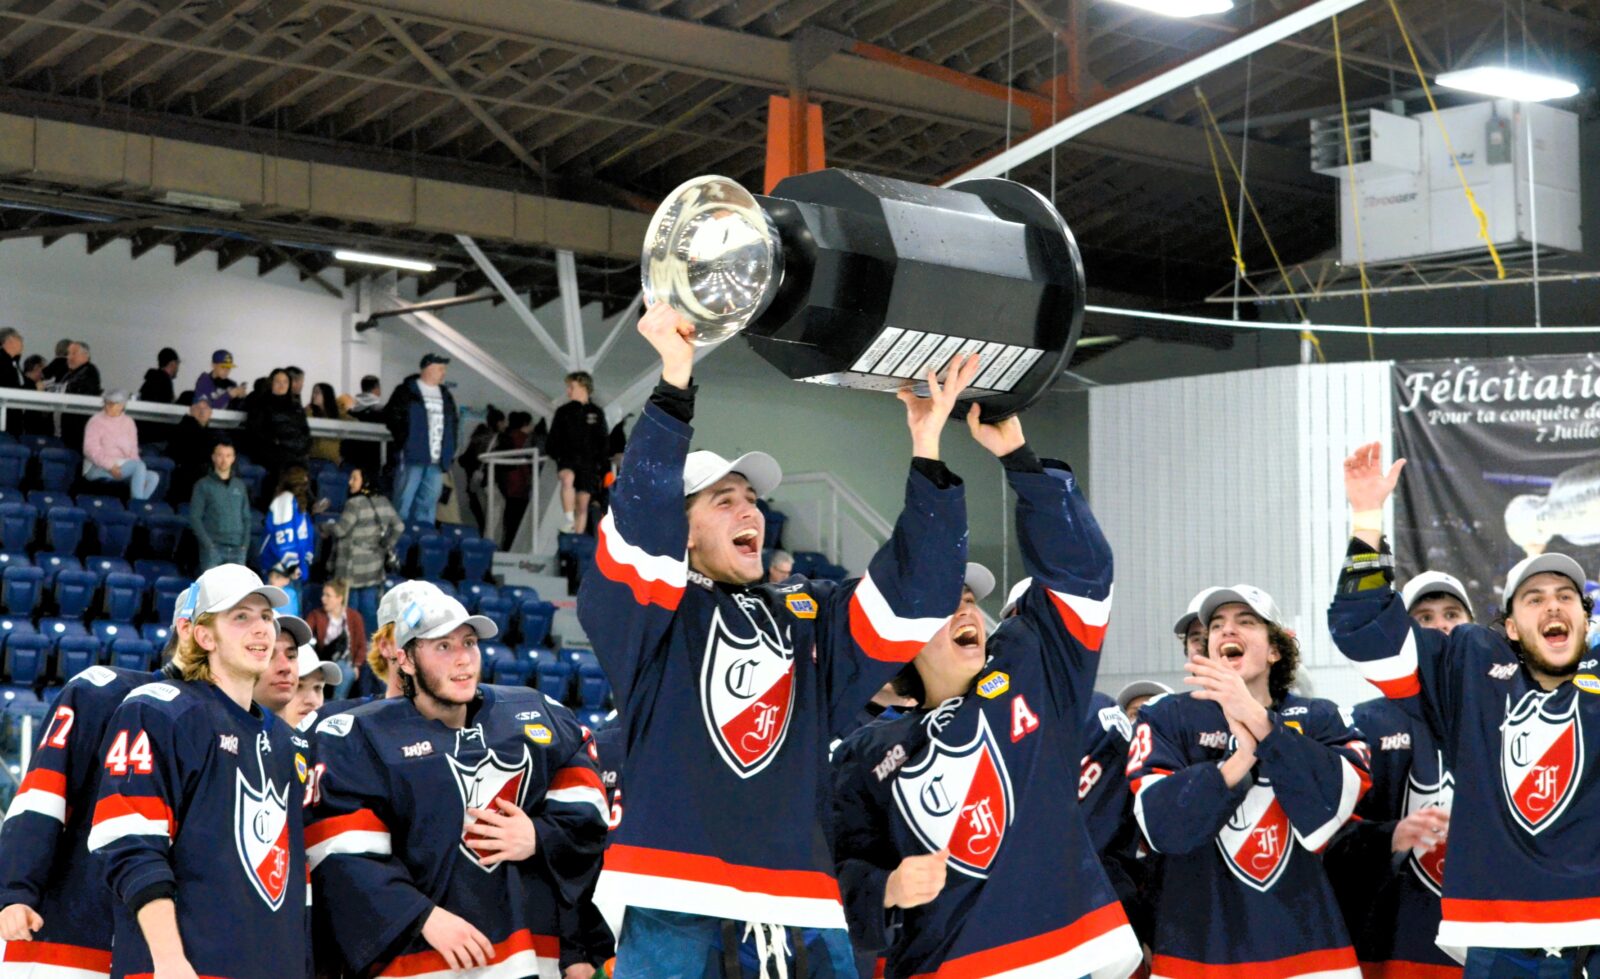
[976,671,1010,699]
[525,723,554,745]
[785,594,817,619]
[72,665,120,688]
[1098,705,1133,741]
[316,714,355,738]
[1574,674,1600,695]
[127,681,181,703]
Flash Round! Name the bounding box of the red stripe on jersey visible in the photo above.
[1442,894,1600,923]
[873,958,887,978]
[605,844,843,902]
[18,767,67,798]
[378,928,558,977]
[549,766,605,793]
[846,592,924,664]
[2,938,113,971]
[1152,946,1359,978]
[304,808,389,847]
[911,901,1130,979]
[1046,590,1108,653]
[1359,961,1462,979]
[595,519,683,611]
[1128,769,1173,795]
[1371,673,1422,700]
[90,794,174,833]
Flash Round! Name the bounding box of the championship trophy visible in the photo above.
[641,169,1085,421]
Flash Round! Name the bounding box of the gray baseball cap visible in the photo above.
[394,592,497,649]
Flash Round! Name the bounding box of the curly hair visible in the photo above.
[1266,622,1300,704]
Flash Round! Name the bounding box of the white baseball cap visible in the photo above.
[1116,680,1173,712]
[1502,553,1588,609]
[191,564,287,617]
[296,645,344,686]
[394,592,497,649]
[683,449,782,498]
[965,563,995,603]
[1173,586,1222,636]
[1401,570,1475,619]
[999,577,1031,618]
[378,580,445,629]
[172,584,197,628]
[275,613,312,648]
[1198,584,1283,629]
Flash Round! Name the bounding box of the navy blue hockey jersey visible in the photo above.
[1325,698,1460,978]
[306,685,607,979]
[1128,691,1370,978]
[831,460,1141,979]
[88,678,308,979]
[1080,691,1136,856]
[0,666,148,977]
[1330,584,1600,953]
[577,399,966,928]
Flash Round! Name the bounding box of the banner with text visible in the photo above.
[1392,353,1600,619]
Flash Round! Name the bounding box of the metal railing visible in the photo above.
[480,446,542,558]
[770,471,894,577]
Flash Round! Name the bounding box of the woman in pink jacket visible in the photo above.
[82,389,160,499]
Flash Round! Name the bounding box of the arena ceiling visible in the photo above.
[0,0,1596,359]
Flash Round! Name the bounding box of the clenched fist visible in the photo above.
[883,847,950,909]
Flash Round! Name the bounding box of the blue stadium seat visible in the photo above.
[104,573,145,622]
[26,490,67,513]
[93,620,136,650]
[35,553,80,585]
[0,502,37,553]
[759,501,787,551]
[5,633,49,684]
[235,462,267,502]
[578,663,610,708]
[476,597,514,639]
[457,581,498,613]
[128,500,174,523]
[0,488,19,506]
[46,507,88,555]
[478,642,507,678]
[565,648,600,671]
[501,585,538,607]
[18,434,60,454]
[2,565,43,616]
[315,469,348,512]
[37,448,79,492]
[144,514,189,561]
[152,577,192,622]
[111,637,157,673]
[406,521,435,538]
[134,559,180,582]
[536,659,574,701]
[56,636,101,681]
[440,522,478,546]
[582,710,608,731]
[0,443,29,488]
[494,653,535,687]
[53,570,99,619]
[517,601,555,649]
[83,557,132,583]
[383,574,405,593]
[39,619,88,647]
[140,622,171,648]
[92,510,138,558]
[416,535,450,580]
[139,456,175,502]
[76,494,125,515]
[458,537,496,583]
[0,552,31,572]
[392,533,415,575]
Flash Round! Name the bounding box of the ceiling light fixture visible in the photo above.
[1435,65,1579,102]
[1104,0,1233,18]
[333,249,436,273]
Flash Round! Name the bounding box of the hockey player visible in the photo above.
[1327,571,1469,979]
[578,303,972,975]
[312,580,442,725]
[830,413,1142,978]
[306,589,608,979]
[252,612,312,715]
[1128,584,1371,979]
[1330,443,1599,974]
[88,563,307,979]
[1171,587,1216,660]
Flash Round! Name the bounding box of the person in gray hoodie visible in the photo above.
[189,437,252,571]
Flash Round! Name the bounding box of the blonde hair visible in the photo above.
[367,622,394,680]
[171,612,219,683]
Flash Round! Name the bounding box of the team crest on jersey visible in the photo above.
[448,746,534,871]
[1217,783,1293,892]
[892,711,1015,879]
[1402,761,1453,895]
[1500,690,1584,835]
[699,606,796,779]
[234,736,292,911]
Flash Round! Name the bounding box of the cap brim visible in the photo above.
[1116,681,1173,711]
[275,613,312,647]
[202,584,288,616]
[686,451,783,497]
[307,662,344,685]
[1171,611,1199,636]
[999,578,1032,617]
[417,613,498,642]
[965,563,996,603]
[1197,588,1272,628]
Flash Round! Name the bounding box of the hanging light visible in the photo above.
[333,249,437,272]
[1104,0,1234,18]
[1435,65,1579,102]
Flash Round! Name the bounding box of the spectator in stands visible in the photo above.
[286,366,306,404]
[247,368,312,493]
[262,466,316,583]
[190,437,251,572]
[283,647,342,729]
[323,465,401,632]
[267,555,302,616]
[496,410,534,550]
[42,339,70,385]
[21,354,44,389]
[194,349,246,409]
[547,371,608,535]
[343,375,385,478]
[81,390,161,499]
[459,405,505,534]
[0,328,23,389]
[767,549,794,583]
[55,341,101,449]
[138,347,181,404]
[18,354,49,437]
[307,381,346,464]
[386,353,457,526]
[168,400,216,503]
[305,579,366,701]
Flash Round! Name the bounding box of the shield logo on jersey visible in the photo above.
[892,711,1015,879]
[448,746,534,871]
[1402,762,1453,895]
[234,743,292,912]
[699,606,796,779]
[1217,783,1293,893]
[1500,690,1584,836]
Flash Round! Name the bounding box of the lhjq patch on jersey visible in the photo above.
[892,711,1015,879]
[699,606,796,779]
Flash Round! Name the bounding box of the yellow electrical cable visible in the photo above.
[1194,88,1312,328]
[1386,0,1506,279]
[1202,124,1248,277]
[1332,15,1377,360]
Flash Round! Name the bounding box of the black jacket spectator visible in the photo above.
[247,370,312,487]
[138,369,175,404]
[168,407,217,504]
[384,374,458,470]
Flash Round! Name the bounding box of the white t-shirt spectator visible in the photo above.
[417,381,444,464]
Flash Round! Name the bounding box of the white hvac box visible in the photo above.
[1316,100,1580,266]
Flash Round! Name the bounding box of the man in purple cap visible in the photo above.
[194,350,246,410]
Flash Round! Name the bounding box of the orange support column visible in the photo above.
[764,94,826,193]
